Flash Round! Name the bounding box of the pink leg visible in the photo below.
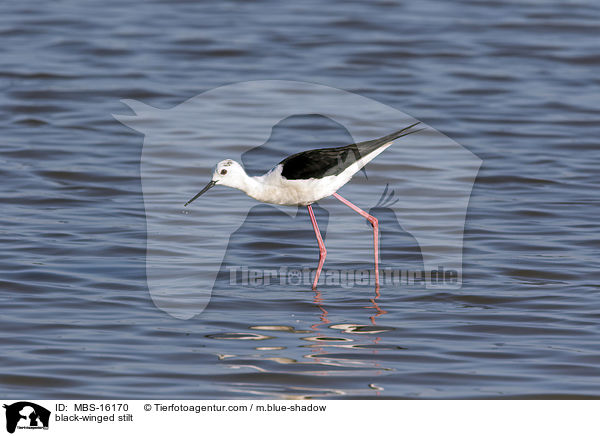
[307,204,327,289]
[332,192,380,287]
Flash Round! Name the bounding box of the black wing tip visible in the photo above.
[355,121,423,154]
[386,121,423,141]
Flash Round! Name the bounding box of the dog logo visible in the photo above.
[3,402,50,434]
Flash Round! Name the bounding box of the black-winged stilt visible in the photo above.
[185,122,422,289]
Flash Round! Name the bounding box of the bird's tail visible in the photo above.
[367,121,423,150]
[354,121,423,157]
[351,121,423,179]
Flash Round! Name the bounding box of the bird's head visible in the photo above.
[185,159,246,206]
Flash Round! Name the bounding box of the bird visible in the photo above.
[185,121,422,289]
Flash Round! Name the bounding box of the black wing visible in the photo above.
[279,122,421,180]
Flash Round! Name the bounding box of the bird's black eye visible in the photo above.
[220,169,227,175]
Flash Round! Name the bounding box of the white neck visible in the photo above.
[239,174,265,198]
[223,165,315,206]
[223,168,267,199]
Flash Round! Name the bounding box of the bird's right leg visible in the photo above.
[332,192,380,288]
[307,204,327,289]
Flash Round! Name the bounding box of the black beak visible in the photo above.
[185,180,216,206]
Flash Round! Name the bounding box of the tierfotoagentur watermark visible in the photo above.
[228,266,459,288]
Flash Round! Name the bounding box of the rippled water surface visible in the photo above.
[1,0,599,399]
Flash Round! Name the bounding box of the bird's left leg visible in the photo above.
[332,192,380,287]
[307,204,327,290]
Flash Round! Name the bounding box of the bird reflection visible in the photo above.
[366,285,387,326]
[311,288,330,330]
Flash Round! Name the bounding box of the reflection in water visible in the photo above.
[311,289,330,330]
[250,325,310,334]
[330,324,391,335]
[206,333,273,340]
[366,286,387,325]
[204,282,398,398]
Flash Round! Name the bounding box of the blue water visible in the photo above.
[1,0,599,398]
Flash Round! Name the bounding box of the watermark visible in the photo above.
[228,266,458,288]
[3,402,50,434]
[114,80,481,319]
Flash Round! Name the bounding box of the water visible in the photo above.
[1,0,599,399]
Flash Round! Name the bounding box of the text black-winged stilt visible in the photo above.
[185,122,422,289]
